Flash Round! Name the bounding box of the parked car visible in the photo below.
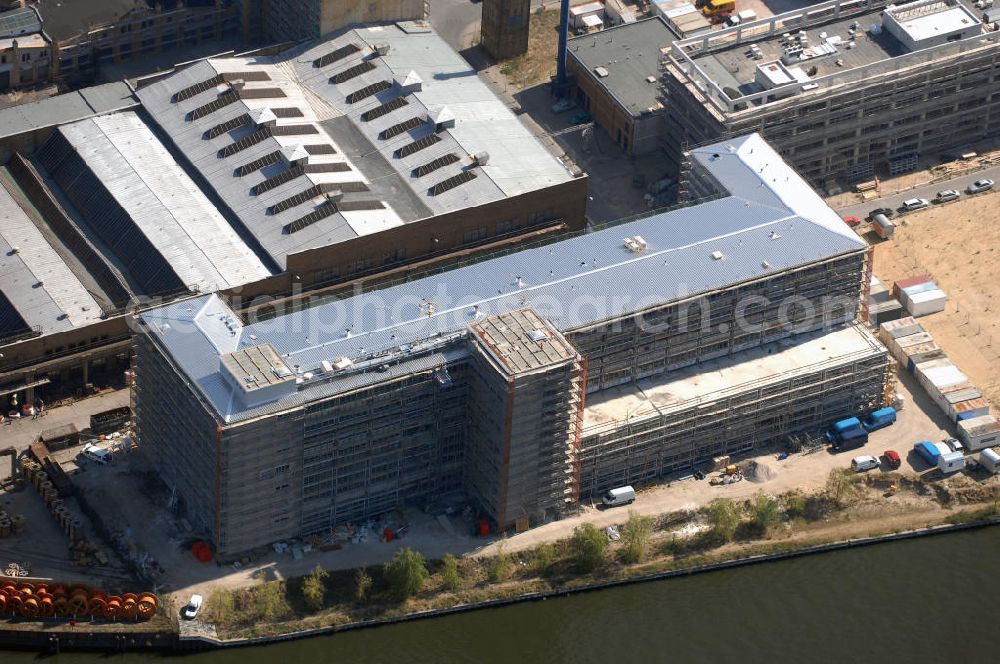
[943,436,965,453]
[551,97,577,114]
[966,179,995,194]
[883,450,902,469]
[79,443,111,465]
[934,189,960,203]
[602,485,636,507]
[869,207,895,219]
[862,407,896,432]
[851,455,881,472]
[900,198,929,212]
[569,111,591,125]
[182,594,203,620]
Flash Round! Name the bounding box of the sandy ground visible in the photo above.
[871,189,1000,406]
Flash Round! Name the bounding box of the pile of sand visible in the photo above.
[745,460,777,483]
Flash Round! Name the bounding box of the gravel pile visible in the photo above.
[745,460,777,483]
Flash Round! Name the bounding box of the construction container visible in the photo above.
[904,343,945,371]
[917,362,968,394]
[958,414,1000,451]
[892,276,931,300]
[869,298,904,328]
[899,281,939,308]
[873,213,895,239]
[891,332,934,363]
[937,450,966,474]
[38,424,80,451]
[879,316,923,344]
[978,448,1000,474]
[951,397,990,423]
[90,406,132,435]
[906,288,948,317]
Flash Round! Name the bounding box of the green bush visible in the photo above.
[301,565,329,611]
[570,523,608,572]
[354,567,373,603]
[485,540,514,583]
[384,548,428,601]
[620,511,654,564]
[782,492,807,520]
[532,543,558,576]
[440,554,462,592]
[707,498,741,542]
[749,492,780,537]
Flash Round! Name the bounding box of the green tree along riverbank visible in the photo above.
[201,469,1000,640]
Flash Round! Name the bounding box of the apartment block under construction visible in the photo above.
[135,133,891,556]
[662,0,1000,184]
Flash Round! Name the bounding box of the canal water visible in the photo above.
[5,527,997,663]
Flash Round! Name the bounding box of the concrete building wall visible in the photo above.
[219,414,304,553]
[481,0,531,61]
[285,175,589,291]
[134,332,220,541]
[56,4,241,84]
[262,0,426,43]
[664,41,1000,184]
[577,338,890,494]
[298,359,468,541]
[565,252,868,393]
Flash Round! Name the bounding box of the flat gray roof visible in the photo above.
[583,323,883,431]
[136,21,572,269]
[141,133,867,423]
[0,7,42,39]
[0,183,104,339]
[55,111,271,291]
[568,17,677,116]
[0,82,137,141]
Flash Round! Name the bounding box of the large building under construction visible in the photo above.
[135,133,891,556]
[662,0,1000,183]
[0,21,584,404]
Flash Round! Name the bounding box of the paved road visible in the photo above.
[428,0,550,53]
[835,163,1000,219]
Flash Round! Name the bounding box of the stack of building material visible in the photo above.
[869,276,904,327]
[878,316,991,424]
[958,414,1000,451]
[893,275,947,316]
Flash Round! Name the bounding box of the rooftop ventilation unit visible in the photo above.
[711,250,725,261]
[474,151,490,166]
[332,356,353,370]
[527,329,549,342]
[431,106,456,130]
[623,236,647,253]
[396,70,422,94]
[594,66,609,77]
[249,108,277,128]
[228,78,246,93]
[375,43,391,56]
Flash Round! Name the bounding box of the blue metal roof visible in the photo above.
[141,133,868,423]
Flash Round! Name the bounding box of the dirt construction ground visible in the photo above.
[871,189,1000,406]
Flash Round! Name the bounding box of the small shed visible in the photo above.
[38,423,80,450]
[959,414,1000,451]
[570,1,605,29]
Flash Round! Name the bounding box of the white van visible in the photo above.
[80,443,111,465]
[602,485,636,507]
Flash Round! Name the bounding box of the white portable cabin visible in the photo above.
[979,448,1000,474]
[959,414,1000,451]
[937,450,966,474]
